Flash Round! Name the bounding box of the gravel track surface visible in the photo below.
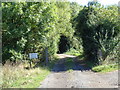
[39,54,118,88]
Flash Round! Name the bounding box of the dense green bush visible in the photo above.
[2,1,76,63]
[76,3,119,65]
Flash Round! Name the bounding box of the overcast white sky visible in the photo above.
[68,0,119,6]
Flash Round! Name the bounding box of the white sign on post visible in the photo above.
[29,53,38,59]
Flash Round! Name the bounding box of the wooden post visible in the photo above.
[45,47,49,66]
[29,59,32,68]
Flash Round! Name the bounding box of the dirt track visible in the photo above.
[39,54,118,88]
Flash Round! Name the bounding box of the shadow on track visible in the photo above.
[51,54,91,72]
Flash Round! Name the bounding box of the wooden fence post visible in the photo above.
[45,47,49,66]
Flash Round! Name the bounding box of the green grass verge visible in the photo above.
[64,48,81,56]
[10,68,49,88]
[92,64,119,73]
[84,60,119,73]
[2,57,59,88]
[2,65,50,88]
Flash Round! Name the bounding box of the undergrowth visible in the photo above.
[2,62,50,88]
[2,57,59,88]
[92,64,119,73]
[84,59,119,73]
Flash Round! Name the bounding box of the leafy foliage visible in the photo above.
[76,3,119,65]
[2,2,75,63]
[2,1,119,66]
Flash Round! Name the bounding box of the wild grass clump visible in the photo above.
[2,61,50,88]
[92,64,118,73]
[67,69,73,73]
